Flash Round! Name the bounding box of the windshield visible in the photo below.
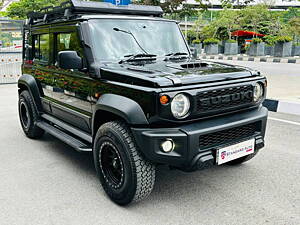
[89,19,189,62]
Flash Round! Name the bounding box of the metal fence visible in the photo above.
[0,18,23,84]
[0,51,22,84]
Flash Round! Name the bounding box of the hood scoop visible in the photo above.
[167,62,211,70]
[180,62,210,69]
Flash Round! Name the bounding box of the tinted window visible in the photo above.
[34,35,39,59]
[56,32,83,59]
[24,31,33,60]
[34,34,49,62]
[40,34,49,61]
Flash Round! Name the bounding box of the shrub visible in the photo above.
[263,35,277,46]
[226,39,237,43]
[192,39,201,45]
[252,38,263,44]
[275,36,293,43]
[203,38,220,45]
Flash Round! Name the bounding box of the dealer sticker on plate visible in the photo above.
[217,139,255,165]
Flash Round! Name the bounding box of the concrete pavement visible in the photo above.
[0,84,299,225]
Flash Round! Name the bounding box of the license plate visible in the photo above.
[217,139,255,165]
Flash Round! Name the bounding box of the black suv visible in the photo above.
[18,0,268,205]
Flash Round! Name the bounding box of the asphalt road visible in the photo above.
[0,84,299,225]
[207,59,300,101]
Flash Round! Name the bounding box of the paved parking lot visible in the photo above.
[0,84,299,225]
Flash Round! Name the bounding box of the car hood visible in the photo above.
[98,59,259,88]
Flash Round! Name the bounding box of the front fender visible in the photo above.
[93,94,149,125]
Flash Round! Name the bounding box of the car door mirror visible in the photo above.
[57,51,83,70]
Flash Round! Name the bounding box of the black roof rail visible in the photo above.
[27,0,163,25]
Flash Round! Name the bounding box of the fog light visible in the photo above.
[161,139,175,153]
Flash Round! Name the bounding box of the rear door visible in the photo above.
[32,27,52,114]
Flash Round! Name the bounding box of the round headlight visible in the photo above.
[171,94,190,119]
[254,83,264,102]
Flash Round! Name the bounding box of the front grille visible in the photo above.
[199,123,258,149]
[196,85,253,113]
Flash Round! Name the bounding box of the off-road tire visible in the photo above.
[18,90,44,139]
[93,121,156,205]
[226,150,259,165]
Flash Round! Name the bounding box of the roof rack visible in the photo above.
[27,0,164,25]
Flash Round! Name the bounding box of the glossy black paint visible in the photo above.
[20,15,268,169]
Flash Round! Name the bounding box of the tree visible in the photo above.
[200,9,240,40]
[217,9,240,40]
[282,7,300,23]
[192,12,207,40]
[6,0,65,19]
[239,4,273,36]
[288,17,300,41]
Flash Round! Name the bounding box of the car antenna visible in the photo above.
[113,27,148,55]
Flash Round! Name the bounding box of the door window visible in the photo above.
[56,32,83,59]
[33,34,50,62]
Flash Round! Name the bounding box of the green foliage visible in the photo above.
[252,38,263,44]
[198,9,240,41]
[226,39,237,43]
[191,12,207,40]
[192,39,201,44]
[186,30,197,43]
[200,23,217,40]
[198,3,300,43]
[263,35,277,46]
[275,36,293,43]
[288,17,300,39]
[239,4,273,35]
[203,38,220,45]
[282,8,300,23]
[6,0,65,19]
[215,9,240,40]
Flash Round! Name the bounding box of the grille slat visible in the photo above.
[196,85,253,112]
[199,123,257,149]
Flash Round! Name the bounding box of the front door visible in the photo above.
[46,27,93,132]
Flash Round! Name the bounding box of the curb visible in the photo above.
[263,99,300,116]
[202,55,300,64]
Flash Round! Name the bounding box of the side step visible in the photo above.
[41,114,92,143]
[36,121,92,152]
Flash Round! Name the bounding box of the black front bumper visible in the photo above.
[131,107,268,171]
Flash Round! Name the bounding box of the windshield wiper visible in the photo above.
[164,52,189,61]
[113,27,149,55]
[119,53,157,64]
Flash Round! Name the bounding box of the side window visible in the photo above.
[40,34,50,61]
[34,35,40,59]
[56,32,83,60]
[33,34,49,62]
[24,31,33,61]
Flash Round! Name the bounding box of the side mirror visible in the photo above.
[57,51,83,70]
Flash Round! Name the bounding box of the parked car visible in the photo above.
[18,0,268,205]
